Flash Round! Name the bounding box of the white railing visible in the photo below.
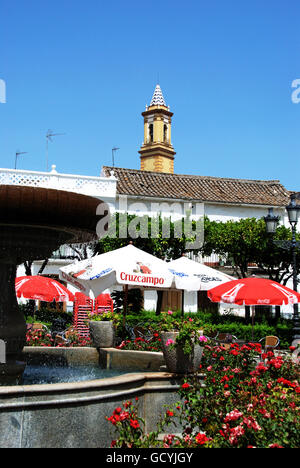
[0,165,117,199]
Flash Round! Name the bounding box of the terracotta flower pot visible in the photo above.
[161,331,203,374]
[89,321,115,348]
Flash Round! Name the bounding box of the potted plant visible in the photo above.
[87,310,120,348]
[159,311,207,374]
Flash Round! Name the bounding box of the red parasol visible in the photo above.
[207,277,300,339]
[15,276,74,302]
[207,277,300,306]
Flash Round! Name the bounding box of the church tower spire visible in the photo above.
[139,84,176,173]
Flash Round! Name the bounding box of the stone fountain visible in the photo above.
[0,185,104,385]
[0,185,184,448]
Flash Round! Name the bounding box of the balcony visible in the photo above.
[0,165,117,200]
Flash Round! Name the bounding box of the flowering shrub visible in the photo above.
[57,330,93,347]
[87,310,121,329]
[26,328,93,347]
[171,344,300,448]
[159,310,205,355]
[106,397,213,448]
[117,312,207,355]
[26,328,54,347]
[106,344,300,448]
[106,399,147,448]
[116,333,162,352]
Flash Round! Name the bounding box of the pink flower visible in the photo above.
[165,339,175,347]
[199,335,208,343]
[163,434,175,445]
[167,310,173,315]
[243,416,262,431]
[224,409,243,423]
[229,425,245,445]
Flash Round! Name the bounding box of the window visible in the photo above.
[149,124,153,142]
[163,124,168,142]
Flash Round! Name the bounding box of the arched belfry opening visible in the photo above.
[149,123,153,143]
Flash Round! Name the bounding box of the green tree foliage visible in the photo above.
[95,213,189,260]
[201,217,300,283]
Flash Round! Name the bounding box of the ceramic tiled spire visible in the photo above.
[150,84,167,106]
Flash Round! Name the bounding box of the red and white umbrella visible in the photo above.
[207,277,300,306]
[15,276,74,302]
[207,277,300,339]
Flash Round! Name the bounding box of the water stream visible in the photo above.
[2,364,130,386]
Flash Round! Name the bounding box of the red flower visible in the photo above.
[130,419,140,429]
[119,411,129,421]
[195,433,209,445]
[107,416,117,425]
[166,410,174,417]
[181,383,190,389]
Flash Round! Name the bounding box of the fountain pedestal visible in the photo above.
[0,185,104,385]
[0,227,70,384]
[0,262,26,385]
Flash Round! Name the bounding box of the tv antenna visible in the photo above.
[112,147,120,167]
[15,150,28,169]
[46,130,65,171]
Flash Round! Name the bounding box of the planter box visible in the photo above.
[89,321,115,348]
[161,331,203,374]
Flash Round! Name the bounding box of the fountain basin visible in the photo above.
[22,346,165,371]
[99,348,165,371]
[0,345,182,448]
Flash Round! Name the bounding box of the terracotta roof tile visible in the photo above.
[102,166,290,207]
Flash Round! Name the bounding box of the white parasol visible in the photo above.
[168,256,235,291]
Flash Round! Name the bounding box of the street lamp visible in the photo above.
[264,194,300,343]
[264,208,280,234]
[286,194,300,225]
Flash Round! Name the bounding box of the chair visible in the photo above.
[204,330,219,344]
[259,336,280,353]
[53,327,77,347]
[205,331,219,339]
[217,333,238,344]
[32,323,50,333]
[133,323,154,343]
[53,333,69,346]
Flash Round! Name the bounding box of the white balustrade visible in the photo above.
[0,166,117,199]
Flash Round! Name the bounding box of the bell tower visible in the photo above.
[139,84,176,173]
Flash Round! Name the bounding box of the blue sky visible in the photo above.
[1,0,300,191]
